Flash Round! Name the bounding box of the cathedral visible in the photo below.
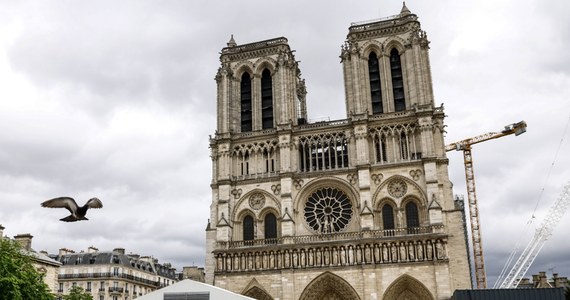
[206,4,472,300]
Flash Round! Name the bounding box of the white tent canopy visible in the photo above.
[136,280,254,300]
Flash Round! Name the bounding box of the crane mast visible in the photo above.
[446,121,527,289]
[497,182,570,288]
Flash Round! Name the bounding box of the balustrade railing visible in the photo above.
[220,225,443,249]
[109,287,124,293]
[214,232,448,273]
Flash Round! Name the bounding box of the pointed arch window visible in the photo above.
[368,52,383,114]
[264,213,277,240]
[390,48,406,111]
[405,202,419,231]
[240,73,253,132]
[243,215,254,241]
[261,69,274,129]
[382,204,395,230]
[374,134,388,163]
[400,132,409,160]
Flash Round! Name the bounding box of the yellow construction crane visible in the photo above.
[445,121,527,289]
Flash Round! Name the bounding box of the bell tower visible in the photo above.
[206,4,471,299]
[341,3,434,117]
[214,36,307,135]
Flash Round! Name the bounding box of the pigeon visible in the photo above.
[41,197,103,222]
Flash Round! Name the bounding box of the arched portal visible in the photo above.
[299,272,361,300]
[243,286,273,300]
[383,274,434,300]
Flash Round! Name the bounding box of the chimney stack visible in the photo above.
[14,233,33,251]
[59,248,75,255]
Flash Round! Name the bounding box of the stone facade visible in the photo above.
[206,4,471,300]
[50,247,177,300]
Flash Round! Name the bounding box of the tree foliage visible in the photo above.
[63,286,93,300]
[0,238,54,300]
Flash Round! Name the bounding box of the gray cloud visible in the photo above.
[1,0,569,284]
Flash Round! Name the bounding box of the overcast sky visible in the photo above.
[1,0,569,288]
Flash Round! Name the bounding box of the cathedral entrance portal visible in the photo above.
[299,272,361,300]
[382,274,434,300]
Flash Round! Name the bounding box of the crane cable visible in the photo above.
[494,115,570,288]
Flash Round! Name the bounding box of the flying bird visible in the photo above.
[41,197,103,222]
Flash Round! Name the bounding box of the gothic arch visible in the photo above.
[383,37,407,55]
[299,271,361,300]
[361,40,383,58]
[232,189,281,222]
[254,57,278,75]
[233,61,255,79]
[376,197,398,230]
[372,175,427,208]
[401,195,426,227]
[242,278,273,300]
[382,274,434,300]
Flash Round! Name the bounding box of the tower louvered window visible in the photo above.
[382,204,395,230]
[368,52,383,114]
[240,73,252,132]
[390,48,406,112]
[261,69,274,129]
[264,213,277,239]
[243,215,254,241]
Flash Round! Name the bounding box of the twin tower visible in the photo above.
[206,4,471,300]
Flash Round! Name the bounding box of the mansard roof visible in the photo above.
[50,249,176,278]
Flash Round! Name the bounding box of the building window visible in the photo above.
[264,213,277,240]
[86,282,91,292]
[239,152,250,176]
[374,134,388,163]
[299,132,349,172]
[240,72,253,132]
[304,187,353,233]
[243,215,254,241]
[400,132,409,160]
[405,201,420,230]
[368,52,383,114]
[99,281,105,291]
[261,68,274,129]
[58,282,63,293]
[382,204,395,230]
[263,149,275,173]
[390,48,406,111]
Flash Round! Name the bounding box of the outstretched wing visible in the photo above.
[85,197,103,209]
[41,197,79,214]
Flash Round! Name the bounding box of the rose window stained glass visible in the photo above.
[304,187,353,233]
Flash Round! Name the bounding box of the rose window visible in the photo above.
[304,187,352,233]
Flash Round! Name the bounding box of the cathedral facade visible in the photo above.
[206,5,471,300]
